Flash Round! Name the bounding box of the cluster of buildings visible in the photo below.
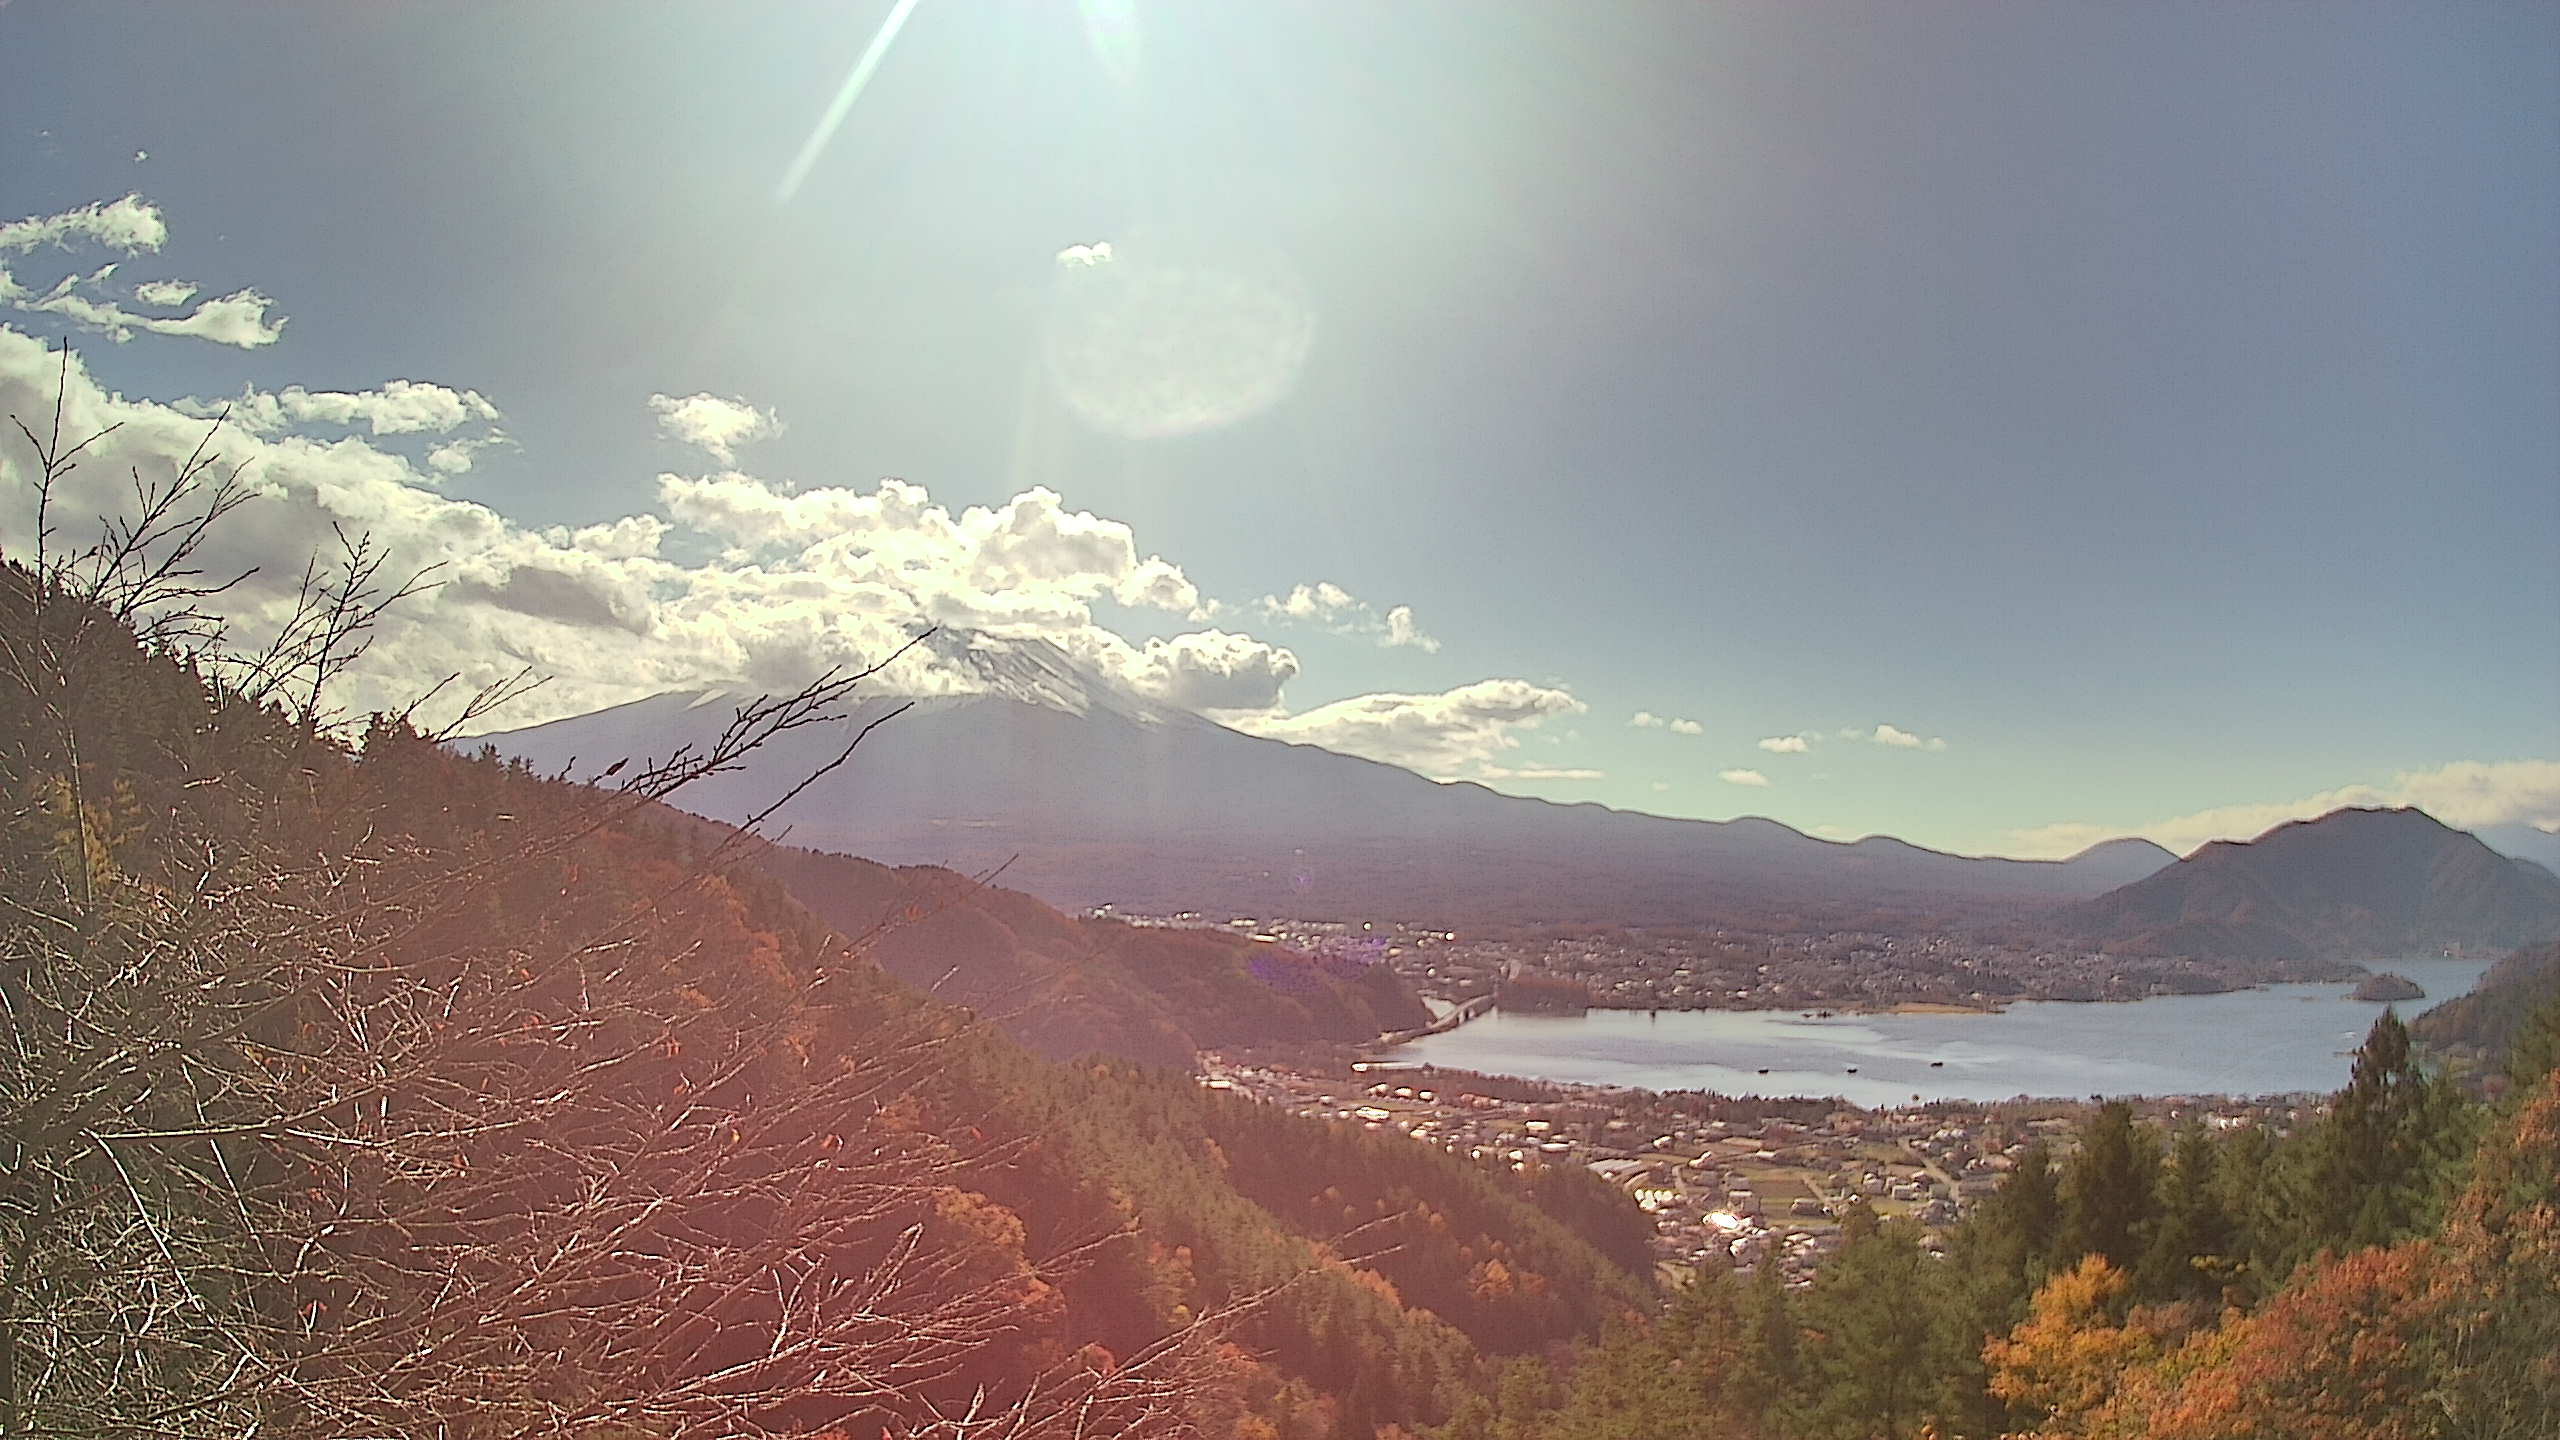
[1198,1056,2311,1284]
[1405,927,2304,1011]
[1091,906,2295,1012]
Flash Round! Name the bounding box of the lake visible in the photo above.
[1386,956,2494,1106]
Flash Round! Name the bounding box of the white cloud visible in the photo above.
[1257,580,1438,651]
[1631,710,1663,728]
[0,325,1266,731]
[2003,759,2560,860]
[1758,734,1812,753]
[184,379,502,437]
[142,289,286,348]
[544,514,669,560]
[658,475,1204,632]
[1234,678,1586,780]
[1718,768,1772,787]
[1650,781,1671,793]
[0,195,166,255]
[1478,765,1606,782]
[0,197,283,349]
[1853,723,1947,751]
[425,434,510,475]
[1265,580,1357,623]
[1055,241,1114,268]
[0,196,1549,784]
[175,378,509,476]
[1113,555,1202,614]
[1110,629,1299,712]
[649,391,781,463]
[1632,710,1701,735]
[1381,604,1438,652]
[1668,717,1704,736]
[16,277,286,349]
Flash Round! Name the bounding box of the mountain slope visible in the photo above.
[468,646,2176,929]
[2411,940,2560,1065]
[745,841,1426,1067]
[2066,807,2560,961]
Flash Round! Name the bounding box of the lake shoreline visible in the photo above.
[1388,956,2492,1107]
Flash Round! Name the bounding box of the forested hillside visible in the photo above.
[0,538,1647,1438]
[2412,940,2560,1079]
[744,842,1426,1068]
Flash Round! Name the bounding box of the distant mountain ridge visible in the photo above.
[2065,807,2560,962]
[469,639,2179,930]
[2476,822,2560,875]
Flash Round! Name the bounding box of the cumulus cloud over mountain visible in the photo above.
[0,196,1589,784]
[1233,678,1585,779]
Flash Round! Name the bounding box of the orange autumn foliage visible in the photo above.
[1984,1257,2172,1434]
[2074,1070,2560,1440]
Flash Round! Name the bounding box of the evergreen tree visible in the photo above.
[1935,1205,2040,1439]
[2001,1142,2062,1274]
[2266,1010,2477,1274]
[2211,1120,2285,1297]
[1739,1254,1799,1402]
[1795,1217,1959,1440]
[2058,1102,2158,1272]
[2136,1117,2234,1302]
[2500,994,2560,1104]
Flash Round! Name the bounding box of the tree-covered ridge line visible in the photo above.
[0,478,1652,1440]
[1439,996,2560,1440]
[735,838,1431,1070]
[2411,939,2560,1090]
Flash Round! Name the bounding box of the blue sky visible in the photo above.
[1,1,2553,858]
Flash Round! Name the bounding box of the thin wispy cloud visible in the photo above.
[1480,764,1605,782]
[1257,580,1440,651]
[2008,760,2560,860]
[0,195,283,349]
